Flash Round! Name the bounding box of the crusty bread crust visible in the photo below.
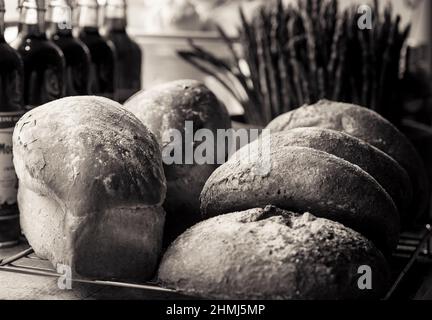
[125,80,231,244]
[159,206,390,300]
[13,96,167,281]
[267,128,412,216]
[201,145,399,252]
[267,100,429,223]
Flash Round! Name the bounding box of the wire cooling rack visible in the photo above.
[1,224,431,300]
[0,247,185,298]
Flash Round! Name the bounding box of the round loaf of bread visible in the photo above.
[124,80,231,244]
[200,145,399,252]
[266,100,429,222]
[13,96,167,281]
[266,128,412,216]
[158,206,390,300]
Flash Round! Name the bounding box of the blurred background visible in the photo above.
[3,0,431,116]
[1,0,432,299]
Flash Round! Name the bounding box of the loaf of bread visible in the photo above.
[265,128,412,216]
[13,96,167,281]
[158,206,390,300]
[124,80,231,244]
[201,144,399,252]
[266,100,429,223]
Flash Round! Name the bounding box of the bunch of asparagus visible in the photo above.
[178,0,411,126]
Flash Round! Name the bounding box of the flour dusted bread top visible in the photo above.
[14,96,166,212]
[158,206,390,300]
[13,96,167,280]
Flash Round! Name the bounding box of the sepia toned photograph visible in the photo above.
[0,0,431,308]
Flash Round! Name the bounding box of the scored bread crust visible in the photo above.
[200,146,400,253]
[266,100,429,222]
[265,128,412,216]
[158,206,390,300]
[125,80,231,243]
[13,96,167,281]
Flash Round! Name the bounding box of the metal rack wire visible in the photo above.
[0,247,186,298]
[1,224,431,300]
[385,224,432,299]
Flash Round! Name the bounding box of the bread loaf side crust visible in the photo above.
[125,80,231,243]
[73,205,165,281]
[266,100,429,222]
[159,207,390,300]
[201,146,399,252]
[265,128,412,216]
[14,96,167,280]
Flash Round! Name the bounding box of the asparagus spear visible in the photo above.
[358,29,371,107]
[239,7,264,124]
[288,17,305,105]
[299,5,318,101]
[377,12,399,113]
[333,15,348,101]
[176,0,411,125]
[255,11,274,124]
[328,13,345,87]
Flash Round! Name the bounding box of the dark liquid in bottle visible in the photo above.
[13,23,66,109]
[0,16,25,245]
[0,40,24,218]
[79,27,116,99]
[50,28,91,96]
[106,18,141,103]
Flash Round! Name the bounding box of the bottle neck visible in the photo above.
[19,6,46,37]
[77,5,99,29]
[0,10,5,40]
[47,3,73,36]
[104,4,126,32]
[105,18,126,32]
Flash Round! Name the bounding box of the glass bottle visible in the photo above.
[76,0,116,99]
[47,0,91,95]
[12,0,66,109]
[104,0,141,103]
[0,0,25,247]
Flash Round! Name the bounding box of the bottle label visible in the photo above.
[0,111,23,206]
